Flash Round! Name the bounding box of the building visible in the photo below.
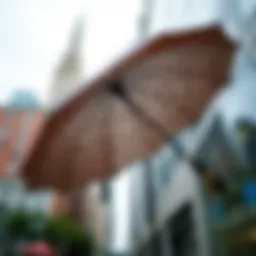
[49,14,87,215]
[50,15,86,105]
[192,114,245,182]
[104,124,205,255]
[125,127,198,255]
[103,1,231,254]
[142,0,221,38]
[103,0,230,254]
[106,170,134,255]
[84,182,108,249]
[126,111,251,256]
[0,89,68,215]
[104,109,248,255]
[48,12,110,249]
[0,89,43,176]
[235,118,256,167]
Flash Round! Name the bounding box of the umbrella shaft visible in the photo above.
[110,82,186,159]
[123,94,185,158]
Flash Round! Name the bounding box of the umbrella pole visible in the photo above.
[109,81,230,195]
[119,93,226,193]
[70,188,84,222]
[110,82,186,159]
[109,81,227,193]
[126,95,186,158]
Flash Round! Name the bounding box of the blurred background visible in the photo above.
[0,0,256,255]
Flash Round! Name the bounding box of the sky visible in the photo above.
[0,0,142,105]
[0,0,82,104]
[0,0,226,107]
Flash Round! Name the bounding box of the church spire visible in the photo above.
[50,14,86,104]
[67,15,85,57]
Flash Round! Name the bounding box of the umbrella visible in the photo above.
[23,242,54,256]
[21,26,235,192]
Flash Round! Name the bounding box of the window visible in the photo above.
[9,114,32,176]
[151,232,163,255]
[236,119,256,167]
[168,205,197,256]
[0,112,13,148]
[35,192,52,213]
[101,181,112,202]
[143,160,155,223]
[24,192,52,213]
[0,180,25,209]
[8,191,23,210]
[160,154,178,186]
[194,115,242,176]
[0,130,6,147]
[151,143,178,191]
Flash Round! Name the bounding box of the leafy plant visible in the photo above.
[6,211,31,240]
[43,214,94,256]
[2,210,95,255]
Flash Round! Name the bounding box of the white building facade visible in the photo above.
[105,0,223,255]
[105,0,256,255]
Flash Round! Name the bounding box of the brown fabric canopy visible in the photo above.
[21,26,235,192]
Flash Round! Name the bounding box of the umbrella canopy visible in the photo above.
[24,242,54,256]
[21,26,235,192]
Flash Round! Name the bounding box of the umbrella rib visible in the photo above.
[109,82,185,157]
[124,94,185,157]
[120,91,228,193]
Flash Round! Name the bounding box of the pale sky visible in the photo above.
[0,0,225,108]
[0,0,223,107]
[0,0,142,105]
[0,0,81,104]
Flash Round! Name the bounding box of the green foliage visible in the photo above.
[3,211,94,255]
[6,211,31,239]
[43,214,94,255]
[26,212,47,241]
[43,215,69,245]
[212,167,256,214]
[5,211,46,243]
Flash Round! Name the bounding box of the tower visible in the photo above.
[50,16,86,103]
[1,89,43,178]
[139,0,153,40]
